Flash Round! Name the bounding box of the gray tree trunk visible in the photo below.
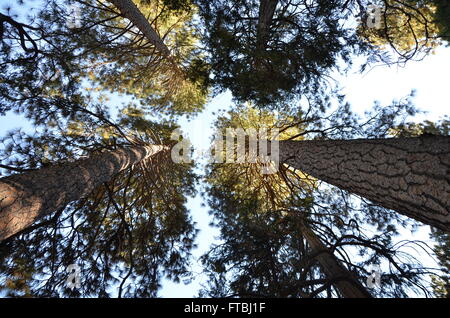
[0,145,164,242]
[109,0,171,56]
[299,221,372,298]
[279,137,450,232]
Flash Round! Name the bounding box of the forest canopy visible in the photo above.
[0,0,448,299]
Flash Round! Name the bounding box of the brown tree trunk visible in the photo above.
[108,0,171,56]
[0,145,164,242]
[299,221,372,298]
[279,137,450,232]
[254,0,278,70]
[256,0,278,51]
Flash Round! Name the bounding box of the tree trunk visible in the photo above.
[108,0,171,56]
[299,221,372,298]
[279,137,450,232]
[256,0,278,52]
[0,145,164,242]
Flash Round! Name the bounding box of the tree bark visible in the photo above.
[108,0,171,56]
[256,0,278,52]
[299,221,372,298]
[279,137,450,232]
[0,144,164,242]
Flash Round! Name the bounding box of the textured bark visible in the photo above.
[256,0,278,51]
[109,0,171,56]
[279,137,450,231]
[0,145,164,242]
[299,221,372,298]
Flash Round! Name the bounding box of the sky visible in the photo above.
[1,1,449,298]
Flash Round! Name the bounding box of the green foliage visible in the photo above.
[200,103,435,297]
[200,198,324,297]
[0,0,206,296]
[1,0,447,299]
[0,0,209,121]
[0,103,199,297]
[356,0,449,61]
[82,0,209,116]
[195,0,365,107]
[433,0,450,40]
[207,105,315,211]
[430,229,450,298]
[389,116,450,137]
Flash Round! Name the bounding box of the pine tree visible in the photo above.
[0,0,209,119]
[108,0,171,56]
[201,105,434,297]
[0,143,165,241]
[356,0,446,62]
[389,117,450,297]
[0,106,198,297]
[195,0,363,106]
[278,136,450,232]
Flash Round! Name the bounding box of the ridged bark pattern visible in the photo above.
[299,222,372,298]
[0,145,164,241]
[279,137,450,231]
[109,0,171,55]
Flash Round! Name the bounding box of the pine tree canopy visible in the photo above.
[0,0,449,299]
